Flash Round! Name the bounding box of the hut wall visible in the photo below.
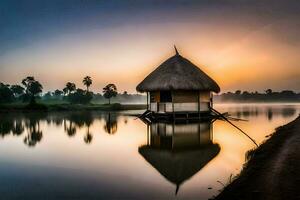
[149,90,211,113]
[199,91,211,102]
[173,91,198,103]
[150,102,209,112]
[150,91,160,102]
[150,103,157,112]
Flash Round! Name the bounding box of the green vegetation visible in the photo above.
[83,76,92,92]
[103,83,118,104]
[0,75,146,112]
[22,76,43,104]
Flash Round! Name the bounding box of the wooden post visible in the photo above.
[172,91,175,120]
[147,92,149,110]
[172,122,175,149]
[211,122,213,142]
[211,92,213,109]
[198,122,201,145]
[198,91,200,119]
[147,124,149,145]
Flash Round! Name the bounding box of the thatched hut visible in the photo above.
[136,47,220,117]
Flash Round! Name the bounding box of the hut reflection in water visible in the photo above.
[139,121,220,195]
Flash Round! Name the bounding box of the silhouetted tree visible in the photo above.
[265,89,273,95]
[54,89,63,97]
[21,76,43,104]
[44,91,52,99]
[83,76,92,92]
[235,90,241,95]
[10,85,25,98]
[63,88,68,96]
[103,84,117,104]
[215,88,300,103]
[64,82,76,95]
[0,83,14,103]
[67,89,93,104]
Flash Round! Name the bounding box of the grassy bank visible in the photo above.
[0,102,147,112]
[215,115,300,200]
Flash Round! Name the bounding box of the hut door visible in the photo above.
[160,91,172,102]
[159,91,172,112]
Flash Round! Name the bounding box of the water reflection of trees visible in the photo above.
[103,113,118,134]
[62,112,95,144]
[229,106,297,121]
[0,112,120,147]
[0,113,46,147]
[23,114,45,147]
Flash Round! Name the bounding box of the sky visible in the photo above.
[1,0,300,93]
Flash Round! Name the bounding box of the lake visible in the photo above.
[0,103,300,199]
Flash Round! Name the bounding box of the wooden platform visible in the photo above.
[139,110,217,124]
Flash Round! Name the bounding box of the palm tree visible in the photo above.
[64,82,76,95]
[103,84,117,104]
[83,76,92,92]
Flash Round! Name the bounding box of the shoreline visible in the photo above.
[0,103,147,112]
[215,115,300,200]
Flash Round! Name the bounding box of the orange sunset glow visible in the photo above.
[1,1,300,93]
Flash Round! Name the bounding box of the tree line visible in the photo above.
[3,77,299,104]
[0,76,119,105]
[214,89,300,103]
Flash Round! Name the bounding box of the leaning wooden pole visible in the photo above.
[211,107,258,147]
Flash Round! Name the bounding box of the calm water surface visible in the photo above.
[0,103,300,199]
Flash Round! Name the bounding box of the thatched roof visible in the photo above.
[136,47,220,93]
[139,144,220,194]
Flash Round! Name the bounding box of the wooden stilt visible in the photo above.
[147,124,149,145]
[172,121,175,149]
[147,92,149,110]
[172,91,175,121]
[198,91,201,119]
[198,122,201,145]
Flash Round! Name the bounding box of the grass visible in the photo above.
[0,102,146,112]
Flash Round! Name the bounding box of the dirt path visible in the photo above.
[216,115,300,200]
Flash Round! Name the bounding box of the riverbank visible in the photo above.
[0,103,146,112]
[215,115,300,200]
